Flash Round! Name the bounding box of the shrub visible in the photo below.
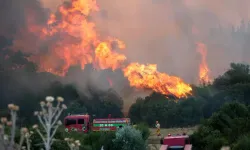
[99,132,116,150]
[233,135,250,150]
[113,126,146,150]
[135,123,150,141]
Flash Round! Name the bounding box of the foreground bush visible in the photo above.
[113,126,146,150]
[0,96,82,150]
[134,123,150,141]
[0,104,32,150]
[60,130,116,150]
[191,102,250,150]
[232,135,250,150]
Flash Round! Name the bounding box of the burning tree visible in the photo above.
[0,104,32,150]
[33,96,67,150]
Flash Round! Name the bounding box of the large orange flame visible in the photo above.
[123,63,192,98]
[13,0,192,98]
[23,0,126,76]
[196,42,211,83]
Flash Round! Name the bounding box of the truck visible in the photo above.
[64,114,130,132]
[160,134,192,150]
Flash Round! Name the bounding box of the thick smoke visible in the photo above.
[2,0,250,111]
[93,0,250,83]
[0,0,48,37]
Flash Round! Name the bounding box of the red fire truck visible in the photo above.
[160,135,192,150]
[64,114,130,132]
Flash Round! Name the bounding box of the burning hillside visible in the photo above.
[8,0,192,98]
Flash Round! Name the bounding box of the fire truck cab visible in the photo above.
[160,135,192,150]
[64,114,90,133]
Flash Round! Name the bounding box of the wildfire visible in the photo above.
[123,63,192,98]
[12,0,192,98]
[95,41,126,70]
[196,43,211,83]
[22,0,127,76]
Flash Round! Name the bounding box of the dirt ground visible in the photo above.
[149,126,198,136]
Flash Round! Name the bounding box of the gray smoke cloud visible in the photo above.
[0,0,48,37]
[2,0,250,111]
[93,0,250,83]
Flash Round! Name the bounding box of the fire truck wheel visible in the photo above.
[65,128,69,132]
[82,126,85,131]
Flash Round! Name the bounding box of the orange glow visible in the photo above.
[196,42,211,83]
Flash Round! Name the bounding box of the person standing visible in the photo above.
[155,121,161,136]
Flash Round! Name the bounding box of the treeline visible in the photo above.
[0,76,125,125]
[189,63,250,149]
[129,63,250,128]
[191,102,250,150]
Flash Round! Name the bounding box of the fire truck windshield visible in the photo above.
[65,118,77,126]
[78,119,85,124]
[168,146,184,150]
[65,118,85,126]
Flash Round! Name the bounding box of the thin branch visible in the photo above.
[51,109,63,127]
[35,129,46,144]
[37,115,47,131]
[52,102,60,118]
[50,125,59,141]
[0,130,7,149]
[67,142,72,150]
[10,110,17,147]
[41,106,48,124]
[25,136,31,150]
[50,138,56,146]
[0,124,8,149]
[0,125,6,146]
[17,135,24,150]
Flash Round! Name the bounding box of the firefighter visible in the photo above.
[155,121,161,136]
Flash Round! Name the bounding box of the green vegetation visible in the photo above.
[191,102,250,149]
[113,126,146,150]
[135,123,150,141]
